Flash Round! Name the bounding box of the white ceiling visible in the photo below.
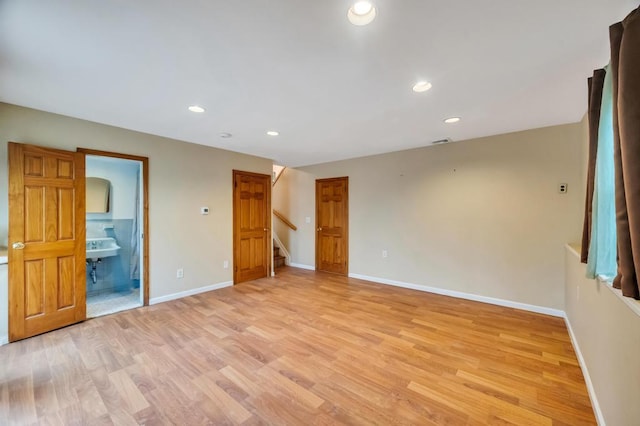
[0,1,636,166]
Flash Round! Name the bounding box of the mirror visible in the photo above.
[86,177,111,213]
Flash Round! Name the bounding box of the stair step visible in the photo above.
[273,240,285,268]
[274,254,286,268]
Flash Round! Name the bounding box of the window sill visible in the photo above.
[566,243,640,318]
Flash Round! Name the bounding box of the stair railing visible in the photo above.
[273,209,297,231]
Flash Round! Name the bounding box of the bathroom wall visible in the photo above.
[86,157,140,295]
[86,220,135,295]
[86,155,140,220]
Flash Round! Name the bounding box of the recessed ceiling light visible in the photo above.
[444,117,461,124]
[412,81,432,93]
[353,1,373,15]
[348,1,376,26]
[219,132,233,138]
[267,131,279,136]
[188,105,205,113]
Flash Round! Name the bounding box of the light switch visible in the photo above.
[305,217,311,224]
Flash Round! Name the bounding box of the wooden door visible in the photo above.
[8,142,86,341]
[233,170,271,283]
[316,177,348,275]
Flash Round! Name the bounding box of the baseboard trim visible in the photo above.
[289,263,315,271]
[149,281,233,305]
[564,316,605,425]
[348,273,565,318]
[0,335,8,346]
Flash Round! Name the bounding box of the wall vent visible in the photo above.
[431,138,453,145]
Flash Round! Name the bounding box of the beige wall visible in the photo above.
[564,111,640,425]
[565,247,640,425]
[0,103,272,340]
[272,168,317,266]
[275,123,584,310]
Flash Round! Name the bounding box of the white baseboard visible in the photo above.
[564,316,605,426]
[0,335,7,346]
[348,273,565,318]
[289,263,315,271]
[149,281,233,305]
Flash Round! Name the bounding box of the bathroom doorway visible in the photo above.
[81,149,149,318]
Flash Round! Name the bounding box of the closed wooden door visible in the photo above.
[233,170,271,283]
[316,177,348,275]
[8,142,86,342]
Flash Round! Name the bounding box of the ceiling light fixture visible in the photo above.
[267,130,279,136]
[412,81,432,93]
[219,132,233,138]
[444,117,461,124]
[188,105,205,113]
[348,1,376,26]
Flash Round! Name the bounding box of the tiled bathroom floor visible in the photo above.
[86,288,141,318]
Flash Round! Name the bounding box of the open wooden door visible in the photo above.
[316,177,348,275]
[8,142,86,342]
[233,170,271,284]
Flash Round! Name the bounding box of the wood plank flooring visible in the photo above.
[0,267,595,425]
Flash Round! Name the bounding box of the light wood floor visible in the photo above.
[0,267,595,425]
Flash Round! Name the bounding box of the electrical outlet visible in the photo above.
[382,250,388,258]
[559,183,568,194]
[223,260,229,269]
[177,268,184,278]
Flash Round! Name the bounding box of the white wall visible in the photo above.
[0,103,273,341]
[275,123,584,310]
[565,246,640,425]
[86,156,140,220]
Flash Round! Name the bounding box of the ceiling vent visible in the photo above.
[431,138,453,145]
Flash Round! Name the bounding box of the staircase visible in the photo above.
[272,165,292,271]
[274,243,286,269]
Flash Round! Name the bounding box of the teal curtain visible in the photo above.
[586,65,617,279]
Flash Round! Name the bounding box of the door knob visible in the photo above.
[12,242,25,250]
[317,227,323,231]
[264,228,268,231]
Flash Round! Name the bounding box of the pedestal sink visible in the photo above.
[86,237,121,261]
